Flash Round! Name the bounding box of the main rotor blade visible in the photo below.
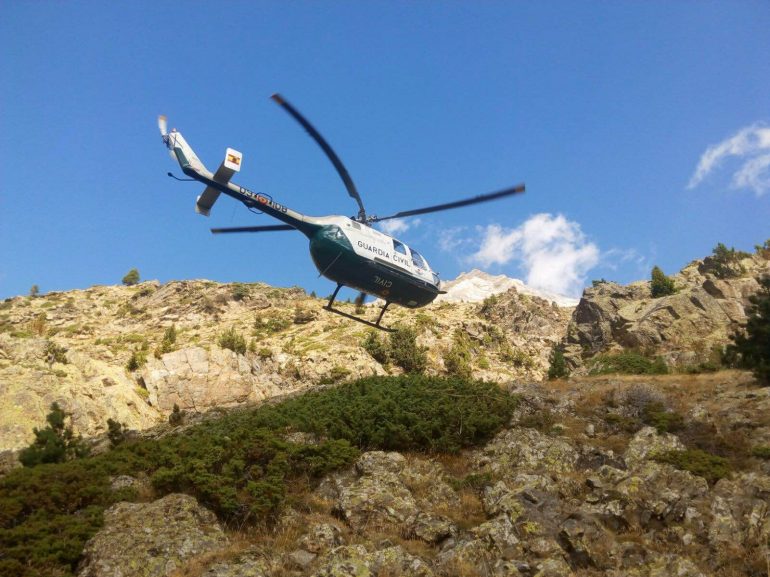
[211,224,296,234]
[369,183,526,222]
[271,93,367,221]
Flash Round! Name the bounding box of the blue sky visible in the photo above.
[1,2,768,300]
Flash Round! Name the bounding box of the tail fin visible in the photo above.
[196,148,242,216]
[165,130,208,175]
[159,116,242,217]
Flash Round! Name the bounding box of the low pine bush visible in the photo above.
[653,449,731,484]
[589,351,668,375]
[218,327,246,355]
[1,375,514,577]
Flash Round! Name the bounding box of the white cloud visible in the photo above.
[469,213,600,297]
[438,226,472,252]
[377,218,421,236]
[687,123,770,196]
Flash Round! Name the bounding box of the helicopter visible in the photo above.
[158,94,525,330]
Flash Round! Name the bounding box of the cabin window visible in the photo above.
[351,222,361,230]
[411,250,426,269]
[393,239,407,255]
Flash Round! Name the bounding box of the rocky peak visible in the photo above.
[437,269,579,307]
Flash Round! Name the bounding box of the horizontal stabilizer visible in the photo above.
[196,148,242,217]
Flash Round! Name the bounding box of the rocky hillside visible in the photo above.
[2,244,768,455]
[0,276,569,453]
[561,250,770,373]
[41,371,770,577]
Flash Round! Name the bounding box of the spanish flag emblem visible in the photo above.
[227,153,241,166]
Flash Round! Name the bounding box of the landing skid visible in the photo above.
[324,284,394,332]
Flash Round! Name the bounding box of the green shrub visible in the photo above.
[653,449,731,484]
[0,375,513,577]
[388,326,427,374]
[29,284,39,297]
[253,375,516,453]
[751,446,770,459]
[126,349,147,372]
[30,312,47,336]
[449,472,493,492]
[168,403,184,426]
[231,283,250,301]
[756,239,770,259]
[650,266,676,298]
[589,351,668,375]
[547,347,569,379]
[254,312,291,335]
[727,276,770,385]
[19,403,89,467]
[444,331,473,379]
[106,418,127,447]
[479,294,499,316]
[502,346,535,369]
[122,268,140,286]
[319,365,352,385]
[257,347,273,360]
[154,325,177,358]
[44,341,68,365]
[218,327,247,355]
[710,243,750,279]
[519,408,557,432]
[641,401,684,434]
[362,330,389,364]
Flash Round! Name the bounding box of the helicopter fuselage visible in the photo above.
[168,130,443,308]
[308,218,442,308]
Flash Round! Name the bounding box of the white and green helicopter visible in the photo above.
[159,94,525,330]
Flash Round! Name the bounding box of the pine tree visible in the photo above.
[122,268,140,286]
[650,266,676,298]
[729,276,770,385]
[19,402,89,466]
[548,347,569,380]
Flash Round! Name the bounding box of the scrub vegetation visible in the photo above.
[588,351,668,376]
[361,325,428,374]
[0,375,515,577]
[650,265,677,298]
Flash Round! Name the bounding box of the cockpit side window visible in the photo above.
[411,249,426,269]
[393,239,407,255]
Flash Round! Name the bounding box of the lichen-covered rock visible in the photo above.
[407,511,456,544]
[473,427,579,477]
[297,522,345,554]
[557,515,617,570]
[624,426,685,469]
[77,493,228,577]
[483,481,526,520]
[312,544,434,577]
[198,551,272,577]
[332,452,420,531]
[708,473,770,548]
[325,451,458,543]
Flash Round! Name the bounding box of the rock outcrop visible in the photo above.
[77,493,229,577]
[562,253,769,371]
